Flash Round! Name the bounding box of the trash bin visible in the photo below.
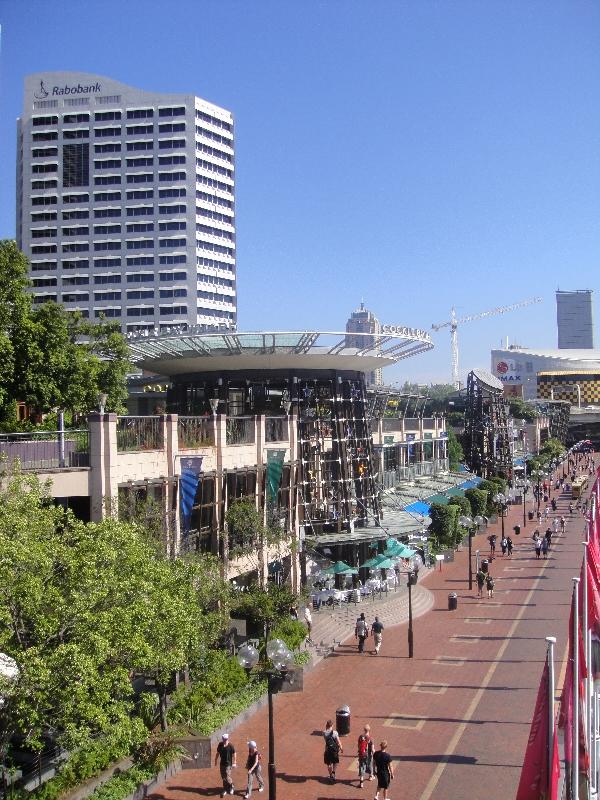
[513,525,521,536]
[528,511,534,521]
[336,705,351,736]
[448,592,458,611]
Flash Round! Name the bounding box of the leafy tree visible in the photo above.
[446,427,464,470]
[428,502,459,549]
[508,398,538,422]
[0,240,130,421]
[225,498,287,586]
[447,495,471,518]
[464,488,488,518]
[0,466,230,757]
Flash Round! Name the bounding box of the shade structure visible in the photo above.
[360,553,392,569]
[427,493,450,505]
[321,560,358,575]
[404,500,430,515]
[370,557,396,570]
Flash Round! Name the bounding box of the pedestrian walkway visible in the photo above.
[150,467,586,800]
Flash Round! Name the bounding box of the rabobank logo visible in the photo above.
[34,80,49,100]
[51,81,102,96]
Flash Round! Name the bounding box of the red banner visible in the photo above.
[517,660,559,800]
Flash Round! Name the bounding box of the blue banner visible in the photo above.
[180,456,203,535]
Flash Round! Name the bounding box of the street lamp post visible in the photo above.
[521,479,531,528]
[459,516,484,589]
[237,639,295,800]
[493,492,514,540]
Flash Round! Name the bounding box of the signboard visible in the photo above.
[384,435,395,445]
[494,360,523,385]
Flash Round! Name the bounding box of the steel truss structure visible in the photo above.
[464,369,512,479]
[528,399,570,443]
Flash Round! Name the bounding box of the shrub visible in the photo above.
[464,488,488,518]
[428,503,458,549]
[91,766,153,800]
[270,618,307,651]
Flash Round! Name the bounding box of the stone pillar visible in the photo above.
[89,412,118,522]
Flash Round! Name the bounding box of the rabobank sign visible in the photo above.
[51,81,102,96]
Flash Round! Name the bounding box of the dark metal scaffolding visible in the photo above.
[464,369,511,479]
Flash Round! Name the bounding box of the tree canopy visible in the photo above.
[0,468,230,754]
[0,240,130,425]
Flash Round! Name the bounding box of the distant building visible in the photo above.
[556,290,594,349]
[345,303,383,385]
[17,71,236,333]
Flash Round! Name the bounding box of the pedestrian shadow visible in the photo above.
[279,772,351,785]
[150,790,222,797]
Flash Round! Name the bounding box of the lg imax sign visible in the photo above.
[495,360,522,383]
[34,79,102,99]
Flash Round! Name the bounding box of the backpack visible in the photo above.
[325,731,340,756]
[358,734,371,757]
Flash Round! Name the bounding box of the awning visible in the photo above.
[404,500,430,515]
[459,477,482,490]
[427,494,450,505]
[446,487,465,497]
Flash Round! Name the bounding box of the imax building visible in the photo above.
[16,72,236,332]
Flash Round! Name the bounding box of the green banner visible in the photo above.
[266,449,286,505]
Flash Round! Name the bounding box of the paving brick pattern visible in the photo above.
[151,468,590,799]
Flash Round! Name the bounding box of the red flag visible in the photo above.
[517,660,558,800]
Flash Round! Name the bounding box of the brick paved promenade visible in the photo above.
[152,471,588,799]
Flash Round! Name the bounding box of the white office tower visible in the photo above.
[556,289,594,349]
[16,72,236,332]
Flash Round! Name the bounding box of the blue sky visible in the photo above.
[1,0,599,384]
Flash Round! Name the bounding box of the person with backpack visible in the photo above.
[373,739,394,800]
[355,612,369,653]
[371,616,384,655]
[506,536,513,558]
[560,516,566,533]
[500,536,508,557]
[535,537,542,560]
[357,724,374,788]
[323,719,342,783]
[214,734,237,797]
[243,740,264,798]
[541,537,549,559]
[488,533,496,558]
[476,568,485,598]
[486,573,495,598]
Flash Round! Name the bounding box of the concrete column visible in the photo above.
[89,412,119,522]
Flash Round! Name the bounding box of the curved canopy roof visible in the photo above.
[128,329,434,376]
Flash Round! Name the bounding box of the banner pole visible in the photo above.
[547,635,557,792]
[574,576,580,800]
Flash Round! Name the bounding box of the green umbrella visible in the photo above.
[359,553,389,569]
[384,543,408,557]
[322,560,358,575]
[371,557,395,570]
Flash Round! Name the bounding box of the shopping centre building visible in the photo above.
[491,347,600,401]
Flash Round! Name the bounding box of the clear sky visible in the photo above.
[1,0,599,385]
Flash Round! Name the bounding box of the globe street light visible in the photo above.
[493,491,514,539]
[237,639,294,800]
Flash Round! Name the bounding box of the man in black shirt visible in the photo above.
[373,739,394,800]
[371,616,384,655]
[214,733,236,797]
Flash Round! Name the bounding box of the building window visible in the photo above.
[126,206,154,216]
[63,143,90,187]
[33,294,58,303]
[126,239,154,250]
[158,171,186,182]
[158,155,185,166]
[127,109,154,119]
[159,187,186,198]
[159,204,186,214]
[63,192,90,203]
[158,139,186,150]
[96,95,121,105]
[160,288,187,298]
[126,273,154,283]
[126,124,153,135]
[126,223,154,233]
[159,221,186,231]
[127,141,154,151]
[63,293,89,303]
[159,305,187,315]
[159,255,186,265]
[159,122,185,133]
[63,129,89,139]
[94,143,122,153]
[126,173,154,183]
[95,110,122,121]
[127,305,154,316]
[126,189,154,200]
[62,259,90,269]
[159,271,187,281]
[94,175,121,185]
[127,289,155,299]
[31,277,57,287]
[93,258,121,268]
[62,210,89,220]
[32,147,58,158]
[94,191,121,201]
[31,245,58,254]
[94,127,122,137]
[94,274,121,284]
[158,107,186,117]
[94,224,121,234]
[30,261,58,271]
[126,256,154,266]
[31,179,58,189]
[94,208,121,218]
[63,113,89,123]
[31,212,57,222]
[95,308,121,318]
[31,195,58,206]
[93,241,121,251]
[32,163,58,174]
[61,226,89,236]
[195,110,232,131]
[62,276,90,286]
[159,237,186,247]
[32,115,59,126]
[94,159,121,170]
[32,131,59,142]
[94,291,121,301]
[126,157,153,167]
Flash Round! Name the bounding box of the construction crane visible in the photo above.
[432,297,543,389]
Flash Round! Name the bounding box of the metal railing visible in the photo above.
[226,416,255,446]
[0,429,89,470]
[116,416,164,451]
[177,416,215,448]
[265,416,288,442]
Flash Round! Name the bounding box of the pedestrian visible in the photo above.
[507,536,513,557]
[544,506,550,520]
[244,741,264,798]
[545,528,552,549]
[535,538,542,560]
[215,734,237,797]
[357,724,374,788]
[371,616,384,655]
[500,536,508,557]
[553,518,559,533]
[486,573,495,598]
[488,533,496,558]
[537,512,542,527]
[532,529,540,542]
[569,502,574,514]
[551,498,557,512]
[541,537,548,558]
[560,516,566,533]
[373,740,394,800]
[323,719,342,783]
[304,605,313,645]
[476,568,485,598]
[355,612,369,653]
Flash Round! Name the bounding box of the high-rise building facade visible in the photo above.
[556,289,594,349]
[345,302,383,385]
[16,72,236,332]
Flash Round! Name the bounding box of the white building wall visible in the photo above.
[491,348,600,401]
